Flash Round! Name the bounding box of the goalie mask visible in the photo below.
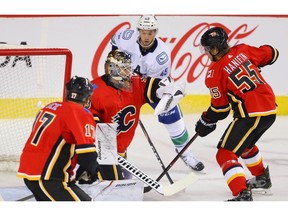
[104,50,133,91]
[66,76,94,107]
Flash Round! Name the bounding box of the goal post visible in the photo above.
[0,44,72,171]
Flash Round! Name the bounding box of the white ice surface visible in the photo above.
[1,114,287,214]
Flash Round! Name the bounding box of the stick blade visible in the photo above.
[163,172,198,196]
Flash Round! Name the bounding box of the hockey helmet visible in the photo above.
[66,76,94,104]
[137,14,158,31]
[200,27,228,52]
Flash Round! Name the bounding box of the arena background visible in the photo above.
[0,14,287,116]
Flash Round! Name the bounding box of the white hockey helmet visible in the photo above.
[137,15,158,31]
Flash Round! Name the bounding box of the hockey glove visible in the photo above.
[154,77,186,115]
[195,112,217,137]
[76,165,99,185]
[76,151,100,184]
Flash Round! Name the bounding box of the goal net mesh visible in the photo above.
[0,44,72,171]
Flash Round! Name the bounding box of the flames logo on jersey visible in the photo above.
[112,105,137,134]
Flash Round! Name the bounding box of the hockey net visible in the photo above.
[0,44,72,171]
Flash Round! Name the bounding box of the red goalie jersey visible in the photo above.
[205,44,279,120]
[89,74,160,153]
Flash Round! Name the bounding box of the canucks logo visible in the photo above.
[156,52,168,65]
[122,29,135,40]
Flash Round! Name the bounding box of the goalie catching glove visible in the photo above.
[154,77,186,115]
[195,112,217,137]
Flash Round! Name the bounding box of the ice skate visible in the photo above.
[176,149,205,172]
[247,166,272,195]
[227,186,253,201]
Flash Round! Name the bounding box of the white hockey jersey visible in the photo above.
[111,29,171,79]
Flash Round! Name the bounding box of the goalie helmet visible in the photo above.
[137,14,158,31]
[66,76,94,104]
[104,50,133,91]
[200,27,228,52]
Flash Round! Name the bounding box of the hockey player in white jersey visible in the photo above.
[110,15,204,171]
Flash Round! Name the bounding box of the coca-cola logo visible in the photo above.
[91,22,257,84]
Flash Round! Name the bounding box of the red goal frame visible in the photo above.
[0,48,72,99]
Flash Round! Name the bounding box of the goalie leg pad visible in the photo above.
[78,179,144,201]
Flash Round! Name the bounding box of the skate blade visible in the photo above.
[192,170,207,175]
[188,167,207,175]
[252,188,273,195]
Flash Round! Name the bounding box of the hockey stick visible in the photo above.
[139,119,174,184]
[117,155,197,196]
[96,123,197,195]
[144,132,199,193]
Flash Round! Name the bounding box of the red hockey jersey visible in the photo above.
[17,101,96,182]
[90,75,159,153]
[205,44,279,120]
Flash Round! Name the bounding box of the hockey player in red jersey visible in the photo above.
[17,76,99,201]
[88,50,185,180]
[195,27,279,201]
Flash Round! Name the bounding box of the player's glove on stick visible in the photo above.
[195,112,217,137]
[154,77,186,115]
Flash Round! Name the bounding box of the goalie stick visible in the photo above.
[144,132,199,193]
[139,119,174,184]
[117,155,197,196]
[96,123,196,195]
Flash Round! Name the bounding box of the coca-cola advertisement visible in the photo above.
[0,15,285,92]
[0,15,287,113]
